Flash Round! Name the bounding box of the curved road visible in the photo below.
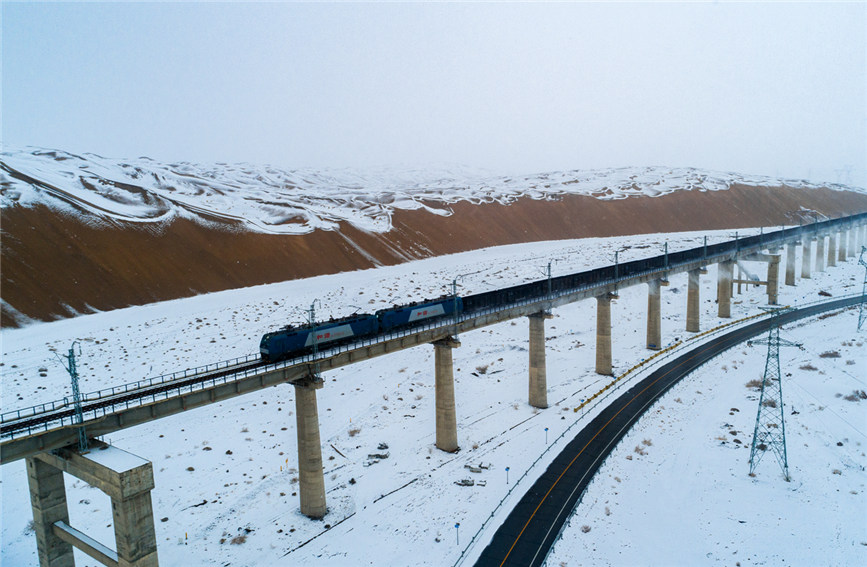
[474,296,860,567]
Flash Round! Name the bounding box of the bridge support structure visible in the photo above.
[841,228,850,260]
[27,440,158,567]
[294,376,327,519]
[801,238,813,279]
[686,269,702,333]
[816,235,826,272]
[738,252,781,305]
[827,232,837,268]
[433,337,461,452]
[595,293,617,375]
[717,260,734,318]
[646,279,668,350]
[528,312,553,409]
[785,242,797,286]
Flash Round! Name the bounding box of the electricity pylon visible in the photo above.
[58,341,88,451]
[748,307,802,481]
[858,247,866,332]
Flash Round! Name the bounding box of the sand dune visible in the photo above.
[2,181,865,327]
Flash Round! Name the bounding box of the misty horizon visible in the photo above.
[3,2,865,187]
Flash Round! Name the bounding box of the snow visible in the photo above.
[1,227,864,566]
[84,444,150,474]
[3,146,863,234]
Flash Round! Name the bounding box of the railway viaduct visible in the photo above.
[2,214,866,567]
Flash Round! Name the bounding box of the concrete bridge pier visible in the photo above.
[801,238,813,279]
[433,337,461,452]
[528,312,553,409]
[27,440,158,567]
[785,242,797,286]
[646,279,667,350]
[686,269,701,333]
[816,235,826,272]
[26,456,73,567]
[595,293,616,375]
[717,260,734,318]
[838,229,847,262]
[294,376,327,519]
[766,254,781,305]
[827,232,837,268]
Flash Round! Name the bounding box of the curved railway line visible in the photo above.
[472,295,861,567]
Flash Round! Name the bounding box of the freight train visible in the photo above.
[260,297,463,362]
[260,212,867,364]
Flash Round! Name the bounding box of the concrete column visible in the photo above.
[846,228,854,258]
[294,378,327,518]
[595,294,613,375]
[112,487,158,567]
[717,260,734,318]
[736,263,742,295]
[816,235,826,272]
[801,239,813,279]
[26,457,74,567]
[31,441,159,567]
[646,280,662,350]
[827,232,837,267]
[433,337,460,452]
[528,312,553,409]
[785,242,796,286]
[686,269,701,333]
[767,255,781,305]
[838,230,847,262]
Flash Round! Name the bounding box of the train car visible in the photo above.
[260,314,379,362]
[376,296,463,332]
[462,279,546,314]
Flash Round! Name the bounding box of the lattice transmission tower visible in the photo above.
[748,307,802,481]
[859,247,867,332]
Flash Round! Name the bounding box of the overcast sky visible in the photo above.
[3,1,866,186]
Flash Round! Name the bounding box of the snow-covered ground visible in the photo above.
[1,228,863,566]
[3,146,862,234]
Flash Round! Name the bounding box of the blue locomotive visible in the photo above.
[260,296,463,362]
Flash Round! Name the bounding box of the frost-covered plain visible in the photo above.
[1,228,864,566]
[3,146,863,234]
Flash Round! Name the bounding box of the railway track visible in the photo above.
[473,295,860,567]
[1,358,264,437]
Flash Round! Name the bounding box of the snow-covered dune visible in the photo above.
[3,146,862,234]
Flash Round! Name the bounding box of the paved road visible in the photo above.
[474,296,860,567]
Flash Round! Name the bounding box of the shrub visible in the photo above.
[348,428,361,437]
[230,535,246,545]
[581,525,591,533]
[843,390,867,402]
[819,351,841,358]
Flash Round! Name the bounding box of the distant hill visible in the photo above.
[3,146,866,327]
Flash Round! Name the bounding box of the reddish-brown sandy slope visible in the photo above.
[2,184,866,327]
